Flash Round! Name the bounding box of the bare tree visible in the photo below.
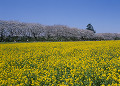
[0,26,5,41]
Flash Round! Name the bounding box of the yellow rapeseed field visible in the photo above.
[0,41,120,86]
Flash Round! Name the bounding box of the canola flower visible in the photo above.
[0,40,120,86]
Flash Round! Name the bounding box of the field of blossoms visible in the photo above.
[0,41,120,86]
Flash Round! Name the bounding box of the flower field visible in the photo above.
[0,41,120,86]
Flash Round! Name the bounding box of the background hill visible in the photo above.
[0,20,120,42]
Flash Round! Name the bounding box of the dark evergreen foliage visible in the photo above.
[86,24,96,33]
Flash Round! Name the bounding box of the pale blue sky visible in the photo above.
[0,0,120,33]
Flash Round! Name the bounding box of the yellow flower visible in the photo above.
[101,84,105,86]
[0,40,120,85]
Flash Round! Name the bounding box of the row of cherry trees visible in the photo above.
[0,20,120,42]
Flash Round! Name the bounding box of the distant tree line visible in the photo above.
[0,20,120,42]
